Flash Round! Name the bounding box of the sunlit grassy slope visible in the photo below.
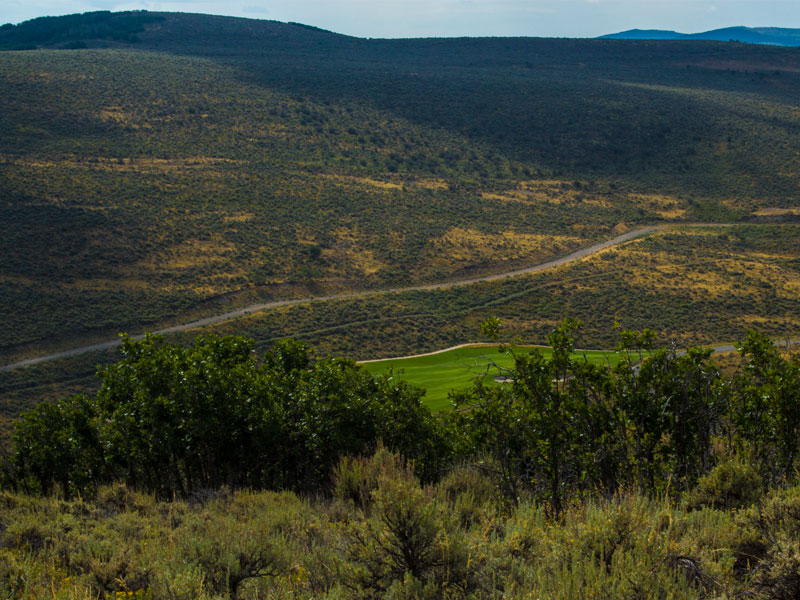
[360,345,623,411]
[172,224,800,358]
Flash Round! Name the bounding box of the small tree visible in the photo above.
[452,318,606,514]
[12,393,104,497]
[612,331,725,492]
[733,329,800,482]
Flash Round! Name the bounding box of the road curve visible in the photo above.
[0,222,744,372]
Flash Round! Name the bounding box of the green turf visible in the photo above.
[360,344,622,412]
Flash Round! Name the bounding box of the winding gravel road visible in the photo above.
[1,222,786,372]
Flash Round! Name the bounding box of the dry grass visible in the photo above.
[345,248,386,275]
[595,229,799,304]
[1,153,241,173]
[429,227,583,265]
[482,179,614,209]
[320,173,403,191]
[752,207,800,217]
[223,213,255,223]
[628,193,688,219]
[408,177,449,190]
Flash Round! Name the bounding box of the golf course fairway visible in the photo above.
[360,344,623,412]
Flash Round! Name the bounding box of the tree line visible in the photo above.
[3,321,799,511]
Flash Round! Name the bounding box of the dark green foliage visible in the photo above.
[95,334,261,495]
[12,321,798,508]
[11,393,103,497]
[0,11,165,50]
[450,320,733,510]
[451,319,606,514]
[732,329,800,482]
[612,335,728,492]
[9,334,445,497]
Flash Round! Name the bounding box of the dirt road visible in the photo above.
[0,223,745,371]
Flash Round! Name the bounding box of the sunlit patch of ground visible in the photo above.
[752,207,800,217]
[429,227,583,265]
[320,173,403,191]
[344,248,386,276]
[407,178,449,190]
[628,193,687,219]
[2,154,242,173]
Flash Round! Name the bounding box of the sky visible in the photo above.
[2,0,800,39]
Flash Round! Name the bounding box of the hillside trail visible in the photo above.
[0,221,768,371]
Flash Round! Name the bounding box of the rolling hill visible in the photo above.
[1,10,799,388]
[601,26,800,46]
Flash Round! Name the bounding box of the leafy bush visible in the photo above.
[10,335,445,498]
[344,458,475,598]
[685,459,763,511]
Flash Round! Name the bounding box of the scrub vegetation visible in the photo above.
[2,322,800,599]
[2,11,800,365]
[167,224,800,362]
[2,224,799,419]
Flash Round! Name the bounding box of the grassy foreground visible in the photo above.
[360,345,621,411]
[2,448,798,600]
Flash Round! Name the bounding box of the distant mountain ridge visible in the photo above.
[601,26,800,46]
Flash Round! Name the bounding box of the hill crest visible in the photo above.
[601,26,800,46]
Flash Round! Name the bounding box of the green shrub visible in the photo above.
[70,536,152,597]
[178,513,287,597]
[3,515,52,553]
[95,483,154,516]
[0,549,26,598]
[384,572,441,600]
[332,445,409,512]
[175,490,306,598]
[751,546,800,600]
[436,465,503,528]
[148,563,207,600]
[685,459,763,511]
[344,458,475,598]
[729,486,800,593]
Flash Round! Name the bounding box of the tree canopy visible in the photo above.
[5,325,799,508]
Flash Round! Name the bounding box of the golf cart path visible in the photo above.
[358,340,800,364]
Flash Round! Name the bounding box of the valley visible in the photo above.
[0,224,673,370]
[1,9,800,427]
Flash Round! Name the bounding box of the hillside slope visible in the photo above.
[1,11,800,363]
